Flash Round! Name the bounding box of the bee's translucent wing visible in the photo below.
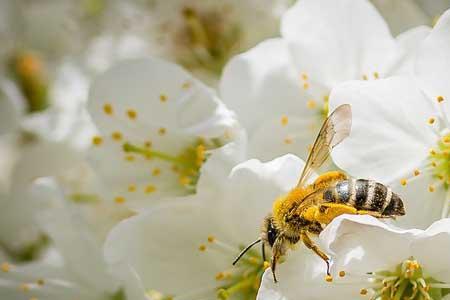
[296,104,352,188]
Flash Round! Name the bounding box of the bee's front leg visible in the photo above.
[300,230,331,279]
[271,235,286,283]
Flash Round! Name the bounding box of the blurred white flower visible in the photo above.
[87,57,239,210]
[329,9,450,229]
[220,0,402,161]
[258,215,450,300]
[104,155,304,300]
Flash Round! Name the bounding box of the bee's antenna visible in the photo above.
[261,242,266,262]
[232,239,261,265]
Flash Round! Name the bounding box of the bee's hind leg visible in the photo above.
[300,230,331,278]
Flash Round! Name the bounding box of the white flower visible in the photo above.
[0,179,147,300]
[220,0,401,161]
[87,57,239,210]
[258,215,450,300]
[329,9,450,229]
[104,154,304,299]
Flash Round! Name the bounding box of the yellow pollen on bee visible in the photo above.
[373,72,379,79]
[362,74,368,80]
[152,168,161,176]
[1,262,10,272]
[306,99,317,109]
[303,82,310,90]
[111,131,122,141]
[103,103,113,115]
[19,283,30,292]
[199,244,206,252]
[428,117,435,125]
[114,196,126,204]
[437,95,444,103]
[126,109,137,120]
[414,169,420,176]
[281,115,289,126]
[339,271,346,277]
[125,155,136,162]
[92,136,103,146]
[182,81,192,89]
[207,235,215,243]
[400,178,407,186]
[325,275,333,282]
[360,288,368,295]
[159,94,168,102]
[158,127,167,136]
[144,141,152,148]
[428,185,435,192]
[284,137,293,145]
[36,279,45,286]
[263,261,270,269]
[145,185,156,194]
[128,184,137,192]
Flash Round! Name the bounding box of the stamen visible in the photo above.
[281,115,289,126]
[373,72,379,79]
[158,128,167,136]
[360,288,368,295]
[103,103,114,115]
[92,136,103,146]
[400,178,407,186]
[145,185,156,194]
[303,82,309,90]
[325,275,333,282]
[339,271,346,277]
[114,196,126,204]
[427,117,435,125]
[160,94,168,102]
[111,131,123,141]
[152,168,161,176]
[128,184,137,192]
[127,109,137,120]
[414,169,420,176]
[362,74,368,80]
[306,99,317,109]
[1,262,11,272]
[437,96,444,103]
[284,137,293,145]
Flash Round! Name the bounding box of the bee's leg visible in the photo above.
[300,230,331,277]
[312,171,348,189]
[261,241,266,262]
[270,236,285,283]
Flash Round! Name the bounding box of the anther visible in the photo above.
[1,262,10,272]
[306,99,317,109]
[115,196,126,204]
[125,155,136,162]
[144,141,152,148]
[128,184,137,192]
[159,94,168,102]
[428,117,435,125]
[20,283,30,292]
[281,115,289,126]
[145,185,156,194]
[182,81,192,89]
[430,148,437,156]
[216,272,225,280]
[127,109,137,120]
[325,275,333,282]
[111,131,122,141]
[428,185,435,192]
[92,136,103,146]
[301,73,308,80]
[199,244,206,252]
[373,72,379,79]
[414,169,420,176]
[400,178,407,186]
[158,127,167,136]
[437,96,444,103]
[284,137,293,145]
[207,236,216,243]
[103,103,113,115]
[360,288,368,295]
[303,82,309,90]
[339,270,346,277]
[179,176,191,186]
[36,279,45,286]
[152,168,161,176]
[362,74,368,80]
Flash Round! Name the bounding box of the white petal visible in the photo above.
[0,80,24,135]
[329,77,436,183]
[415,9,450,116]
[281,0,397,88]
[321,215,420,275]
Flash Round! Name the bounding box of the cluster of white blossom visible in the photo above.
[1,0,450,300]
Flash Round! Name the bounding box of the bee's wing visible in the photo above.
[296,104,352,188]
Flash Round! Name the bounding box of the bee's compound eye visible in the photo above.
[267,219,278,247]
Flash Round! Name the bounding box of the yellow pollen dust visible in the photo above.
[207,235,216,243]
[325,275,333,282]
[373,72,379,79]
[339,270,346,277]
[281,115,289,126]
[428,185,435,192]
[92,136,103,146]
[127,109,137,120]
[199,244,206,252]
[145,185,156,194]
[428,117,435,125]
[103,103,113,115]
[263,261,270,269]
[306,99,317,109]
[158,127,167,136]
[128,184,137,192]
[362,74,368,80]
[159,94,168,102]
[1,262,10,272]
[360,288,368,295]
[125,155,136,162]
[115,196,126,204]
[111,131,122,141]
[437,95,445,103]
[400,178,407,186]
[152,168,161,176]
[414,169,420,176]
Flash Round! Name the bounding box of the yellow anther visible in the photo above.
[20,283,30,292]
[128,184,137,192]
[144,141,152,148]
[339,270,346,277]
[431,161,437,167]
[373,72,379,79]
[400,178,407,186]
[199,244,206,252]
[158,127,166,136]
[1,262,10,272]
[182,81,192,89]
[284,137,293,145]
[306,99,317,109]
[216,272,225,280]
[127,109,137,120]
[428,117,435,125]
[207,236,215,243]
[217,289,229,300]
[145,154,153,160]
[362,74,368,80]
[179,176,191,186]
[30,297,38,300]
[115,196,126,204]
[408,260,420,271]
[92,136,103,146]
[360,288,368,295]
[103,103,113,115]
[172,165,179,173]
[437,95,444,103]
[159,94,168,102]
[443,136,450,144]
[263,261,270,269]
[430,148,437,156]
[145,185,156,194]
[414,169,420,176]
[325,275,333,282]
[303,82,309,90]
[111,131,122,141]
[36,279,45,286]
[281,115,289,126]
[196,144,206,166]
[301,73,308,81]
[428,185,435,192]
[152,168,161,176]
[125,155,136,162]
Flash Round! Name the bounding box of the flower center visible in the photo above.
[172,5,242,75]
[429,133,450,189]
[200,236,268,300]
[359,258,450,300]
[9,52,49,113]
[123,138,217,191]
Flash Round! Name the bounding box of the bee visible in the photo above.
[232,104,405,282]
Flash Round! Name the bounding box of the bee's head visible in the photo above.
[261,214,279,248]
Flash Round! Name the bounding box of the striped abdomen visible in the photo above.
[322,179,405,216]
